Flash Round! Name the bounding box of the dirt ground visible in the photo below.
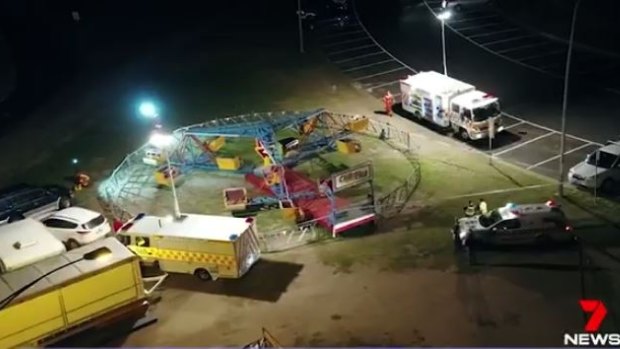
[121,243,582,347]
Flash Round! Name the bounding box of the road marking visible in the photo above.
[367,79,400,90]
[481,35,534,47]
[502,112,603,146]
[440,184,553,201]
[526,142,595,170]
[516,49,566,62]
[495,41,551,54]
[325,36,370,48]
[355,67,409,81]
[324,29,364,39]
[334,51,386,64]
[493,131,555,157]
[342,59,395,72]
[449,15,499,24]
[468,28,520,39]
[329,44,377,55]
[454,22,503,31]
[503,120,524,130]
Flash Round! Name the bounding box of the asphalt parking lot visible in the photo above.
[424,0,620,94]
[316,8,603,185]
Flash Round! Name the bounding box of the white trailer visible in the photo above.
[0,218,66,273]
[400,71,503,140]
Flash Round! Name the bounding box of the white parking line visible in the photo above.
[526,142,595,170]
[454,22,503,31]
[355,67,409,81]
[342,59,395,73]
[493,131,555,157]
[502,112,603,146]
[367,79,400,90]
[481,35,534,47]
[324,29,364,39]
[495,41,551,54]
[334,51,386,64]
[503,120,524,130]
[449,15,499,24]
[516,49,566,62]
[468,28,520,39]
[329,44,377,55]
[325,36,369,48]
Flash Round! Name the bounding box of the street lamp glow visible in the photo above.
[437,10,452,21]
[139,101,159,118]
[149,133,174,148]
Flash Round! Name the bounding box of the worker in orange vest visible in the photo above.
[383,91,394,116]
[73,171,91,192]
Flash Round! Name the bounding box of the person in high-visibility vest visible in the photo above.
[463,200,476,217]
[73,171,91,192]
[383,91,394,116]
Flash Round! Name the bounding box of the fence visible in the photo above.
[97,112,421,253]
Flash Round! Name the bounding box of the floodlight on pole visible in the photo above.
[149,133,181,219]
[436,10,452,76]
[139,101,159,119]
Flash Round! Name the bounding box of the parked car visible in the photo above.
[568,141,620,193]
[0,184,73,224]
[41,207,111,249]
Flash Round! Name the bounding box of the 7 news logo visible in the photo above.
[564,299,620,346]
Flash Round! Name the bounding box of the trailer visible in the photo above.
[0,238,148,348]
[400,71,503,140]
[0,218,66,273]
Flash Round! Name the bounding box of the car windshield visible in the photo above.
[84,215,105,229]
[478,209,502,228]
[586,151,617,169]
[473,102,500,122]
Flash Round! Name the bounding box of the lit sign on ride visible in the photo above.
[331,162,373,192]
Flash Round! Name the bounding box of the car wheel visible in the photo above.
[460,129,470,141]
[194,268,212,281]
[601,178,616,194]
[59,196,72,209]
[67,239,80,250]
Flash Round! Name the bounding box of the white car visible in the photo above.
[568,141,620,193]
[42,207,111,249]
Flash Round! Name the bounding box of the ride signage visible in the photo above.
[331,163,373,192]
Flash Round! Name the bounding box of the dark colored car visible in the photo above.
[0,184,73,223]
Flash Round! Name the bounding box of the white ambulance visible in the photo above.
[400,71,503,140]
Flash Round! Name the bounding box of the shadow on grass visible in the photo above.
[163,259,303,302]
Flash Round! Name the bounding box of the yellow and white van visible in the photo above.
[116,213,260,280]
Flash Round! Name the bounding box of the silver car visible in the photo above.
[454,201,574,247]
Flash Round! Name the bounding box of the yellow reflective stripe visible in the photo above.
[132,246,235,266]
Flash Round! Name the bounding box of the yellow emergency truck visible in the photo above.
[117,213,261,281]
[0,237,148,348]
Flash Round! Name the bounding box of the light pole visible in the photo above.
[558,0,582,197]
[437,10,452,76]
[149,132,181,219]
[0,247,111,310]
[296,0,316,54]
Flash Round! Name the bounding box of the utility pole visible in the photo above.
[297,0,304,53]
[558,0,582,196]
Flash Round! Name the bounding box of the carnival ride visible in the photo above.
[147,108,375,236]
